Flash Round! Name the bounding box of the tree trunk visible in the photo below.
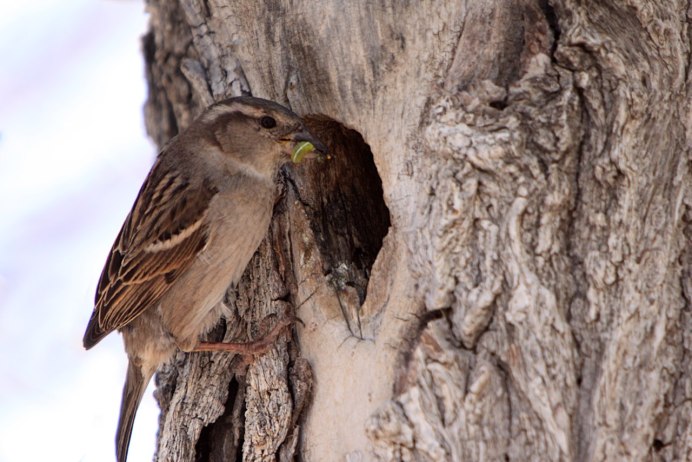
[141,0,691,460]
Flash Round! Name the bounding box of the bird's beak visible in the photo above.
[290,130,329,163]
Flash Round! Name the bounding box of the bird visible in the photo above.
[82,96,327,462]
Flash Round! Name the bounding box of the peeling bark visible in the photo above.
[141,0,691,461]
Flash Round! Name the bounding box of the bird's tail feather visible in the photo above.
[116,360,154,462]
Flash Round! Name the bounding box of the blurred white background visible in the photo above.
[0,1,160,461]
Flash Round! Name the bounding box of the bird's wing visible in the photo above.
[82,158,219,348]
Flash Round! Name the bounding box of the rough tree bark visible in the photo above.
[140,0,690,461]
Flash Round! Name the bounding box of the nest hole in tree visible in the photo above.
[287,116,391,307]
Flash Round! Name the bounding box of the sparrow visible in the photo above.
[82,96,327,462]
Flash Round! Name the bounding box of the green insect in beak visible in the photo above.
[291,141,316,163]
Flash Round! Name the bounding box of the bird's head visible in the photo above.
[196,96,328,178]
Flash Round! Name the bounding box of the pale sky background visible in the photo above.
[0,1,160,461]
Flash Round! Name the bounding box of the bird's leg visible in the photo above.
[193,315,294,355]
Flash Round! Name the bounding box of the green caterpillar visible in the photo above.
[291,141,316,163]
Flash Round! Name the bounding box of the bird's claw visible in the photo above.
[193,313,296,356]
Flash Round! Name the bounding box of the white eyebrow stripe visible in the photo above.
[200,105,235,123]
[144,216,205,253]
[200,102,263,124]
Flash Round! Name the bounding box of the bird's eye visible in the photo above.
[260,116,277,129]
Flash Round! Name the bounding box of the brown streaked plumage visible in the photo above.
[82,96,326,462]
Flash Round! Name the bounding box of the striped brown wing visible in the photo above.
[83,159,218,349]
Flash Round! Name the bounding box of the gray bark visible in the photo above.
[142,0,691,460]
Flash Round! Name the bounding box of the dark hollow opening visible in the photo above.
[288,116,391,306]
[194,375,244,462]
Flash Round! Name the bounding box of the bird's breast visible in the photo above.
[158,181,275,351]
